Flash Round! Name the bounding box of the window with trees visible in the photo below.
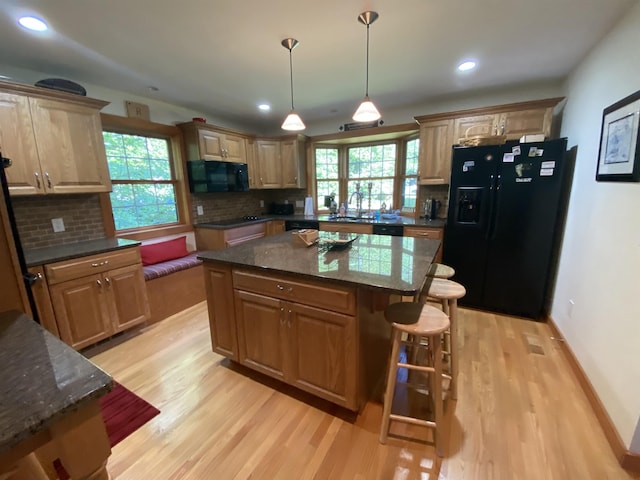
[313,135,419,215]
[103,131,180,231]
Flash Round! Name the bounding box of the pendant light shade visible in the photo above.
[353,11,381,123]
[281,38,305,131]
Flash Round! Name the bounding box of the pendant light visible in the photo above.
[353,11,381,122]
[281,38,305,131]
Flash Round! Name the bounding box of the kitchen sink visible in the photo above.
[329,216,374,223]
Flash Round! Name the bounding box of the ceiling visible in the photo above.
[0,0,636,133]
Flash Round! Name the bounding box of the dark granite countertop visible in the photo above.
[198,232,440,296]
[25,238,141,267]
[194,215,446,230]
[0,310,113,455]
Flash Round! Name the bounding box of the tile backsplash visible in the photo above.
[12,194,106,250]
[191,189,307,223]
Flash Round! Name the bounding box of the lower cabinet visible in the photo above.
[195,223,266,250]
[403,226,444,263]
[44,247,149,350]
[204,262,359,410]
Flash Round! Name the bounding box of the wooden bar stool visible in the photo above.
[427,263,455,279]
[380,302,450,457]
[424,278,466,400]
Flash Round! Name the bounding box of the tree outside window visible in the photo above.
[402,138,420,211]
[315,147,339,210]
[347,144,396,213]
[104,132,179,231]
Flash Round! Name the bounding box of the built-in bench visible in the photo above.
[139,233,206,324]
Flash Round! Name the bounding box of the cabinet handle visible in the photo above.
[45,172,52,188]
[34,172,41,189]
[35,272,43,281]
[105,277,111,287]
[501,124,505,135]
[96,279,102,288]
[287,287,293,292]
[276,284,285,291]
[260,177,264,185]
[91,260,110,267]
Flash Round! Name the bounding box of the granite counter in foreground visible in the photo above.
[0,310,113,455]
[198,231,440,296]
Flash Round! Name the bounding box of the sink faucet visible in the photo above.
[348,182,364,218]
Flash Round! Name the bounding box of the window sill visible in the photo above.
[115,224,192,241]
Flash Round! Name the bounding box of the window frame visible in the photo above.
[312,134,419,215]
[99,114,192,240]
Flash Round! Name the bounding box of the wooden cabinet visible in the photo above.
[29,265,59,337]
[179,122,248,163]
[203,263,238,359]
[266,220,285,236]
[45,247,149,350]
[195,223,266,250]
[252,135,307,189]
[415,97,563,185]
[403,226,443,262]
[232,269,357,409]
[0,83,111,196]
[319,222,373,234]
[417,119,454,184]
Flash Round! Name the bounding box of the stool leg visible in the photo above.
[380,329,401,444]
[449,298,458,400]
[433,332,445,457]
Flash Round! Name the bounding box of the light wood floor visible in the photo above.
[86,302,639,480]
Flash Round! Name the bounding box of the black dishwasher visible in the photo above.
[373,224,404,236]
[285,220,320,231]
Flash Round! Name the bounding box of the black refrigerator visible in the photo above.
[443,138,570,319]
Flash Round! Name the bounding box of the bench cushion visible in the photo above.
[143,252,203,281]
[141,236,189,266]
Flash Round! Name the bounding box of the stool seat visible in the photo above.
[427,263,455,279]
[384,302,450,334]
[426,278,466,300]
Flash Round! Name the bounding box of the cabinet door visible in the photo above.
[235,290,286,380]
[287,302,358,410]
[498,108,553,140]
[280,139,304,188]
[204,263,239,359]
[418,119,454,185]
[0,92,42,195]
[255,140,281,188]
[107,264,150,333]
[197,129,225,161]
[245,139,260,189]
[29,98,111,194]
[50,274,111,350]
[453,114,499,143]
[223,134,247,163]
[403,227,443,263]
[266,220,285,236]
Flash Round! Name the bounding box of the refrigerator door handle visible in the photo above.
[485,174,496,240]
[490,174,503,240]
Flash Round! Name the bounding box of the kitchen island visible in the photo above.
[198,231,440,411]
[0,310,113,479]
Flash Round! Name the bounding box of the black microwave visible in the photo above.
[187,160,249,193]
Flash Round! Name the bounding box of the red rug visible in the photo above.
[54,381,160,478]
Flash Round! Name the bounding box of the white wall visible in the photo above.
[553,2,640,451]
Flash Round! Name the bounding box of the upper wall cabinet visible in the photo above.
[0,82,112,196]
[250,135,307,189]
[415,97,563,185]
[178,122,248,164]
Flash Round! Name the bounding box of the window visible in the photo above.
[313,133,419,216]
[347,144,396,212]
[315,147,340,209]
[401,138,420,211]
[103,131,179,231]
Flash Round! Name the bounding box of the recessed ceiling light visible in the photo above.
[458,61,477,72]
[258,103,271,112]
[18,16,48,32]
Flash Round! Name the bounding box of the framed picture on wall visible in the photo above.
[596,89,640,182]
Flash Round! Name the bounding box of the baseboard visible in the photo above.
[546,315,640,473]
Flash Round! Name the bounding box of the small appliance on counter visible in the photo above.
[424,198,441,220]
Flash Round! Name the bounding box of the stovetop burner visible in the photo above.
[242,215,260,221]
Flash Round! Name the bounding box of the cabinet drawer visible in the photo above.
[403,227,443,240]
[45,247,141,285]
[232,269,356,315]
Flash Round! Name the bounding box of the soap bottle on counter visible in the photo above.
[339,203,346,217]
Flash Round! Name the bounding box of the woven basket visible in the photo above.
[458,125,507,146]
